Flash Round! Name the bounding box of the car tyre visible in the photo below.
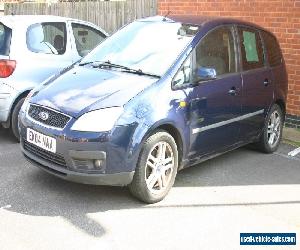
[11,98,25,141]
[129,130,178,203]
[256,104,284,153]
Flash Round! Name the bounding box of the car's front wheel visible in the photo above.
[256,104,284,153]
[129,130,178,203]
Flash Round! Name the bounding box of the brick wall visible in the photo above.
[158,0,300,126]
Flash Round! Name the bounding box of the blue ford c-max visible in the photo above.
[19,16,288,203]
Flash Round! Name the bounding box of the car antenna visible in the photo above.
[163,10,171,21]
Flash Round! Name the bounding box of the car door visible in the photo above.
[69,22,107,62]
[261,30,286,101]
[173,25,242,160]
[237,26,274,141]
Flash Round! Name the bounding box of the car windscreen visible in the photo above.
[81,20,199,76]
[0,23,12,56]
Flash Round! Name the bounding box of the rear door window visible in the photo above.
[261,31,282,67]
[238,27,265,71]
[27,22,67,55]
[71,23,106,57]
[0,23,12,56]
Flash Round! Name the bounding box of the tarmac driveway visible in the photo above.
[0,127,299,250]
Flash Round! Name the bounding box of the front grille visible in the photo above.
[28,104,70,129]
[24,140,67,168]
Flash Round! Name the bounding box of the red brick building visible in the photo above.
[158,0,300,128]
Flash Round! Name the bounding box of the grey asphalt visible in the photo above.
[0,126,300,250]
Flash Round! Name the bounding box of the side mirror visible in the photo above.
[80,50,90,57]
[196,67,217,82]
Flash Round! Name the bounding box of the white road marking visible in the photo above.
[274,152,300,162]
[288,147,300,157]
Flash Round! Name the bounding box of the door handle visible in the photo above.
[228,87,237,96]
[263,79,269,86]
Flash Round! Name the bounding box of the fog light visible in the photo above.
[94,159,103,169]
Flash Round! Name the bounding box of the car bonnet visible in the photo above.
[29,65,159,118]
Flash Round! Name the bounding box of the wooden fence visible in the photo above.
[4,0,157,33]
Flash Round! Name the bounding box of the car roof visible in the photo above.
[139,15,269,33]
[0,15,88,28]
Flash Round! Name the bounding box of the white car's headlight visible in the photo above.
[71,107,123,132]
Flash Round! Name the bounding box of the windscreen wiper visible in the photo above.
[78,60,98,66]
[83,60,161,79]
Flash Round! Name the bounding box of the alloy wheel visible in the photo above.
[267,110,281,147]
[145,141,175,194]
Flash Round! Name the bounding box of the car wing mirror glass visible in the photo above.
[195,67,217,83]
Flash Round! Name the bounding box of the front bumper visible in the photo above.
[19,110,138,186]
[22,147,134,186]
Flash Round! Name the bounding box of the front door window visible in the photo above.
[71,23,106,57]
[196,26,236,77]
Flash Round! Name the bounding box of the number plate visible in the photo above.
[27,128,56,153]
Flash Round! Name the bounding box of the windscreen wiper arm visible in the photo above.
[78,60,99,66]
[92,61,161,79]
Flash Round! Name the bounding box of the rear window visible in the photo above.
[262,31,282,67]
[0,23,12,56]
[27,22,67,55]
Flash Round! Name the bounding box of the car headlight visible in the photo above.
[71,107,123,132]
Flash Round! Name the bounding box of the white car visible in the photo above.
[0,15,108,139]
